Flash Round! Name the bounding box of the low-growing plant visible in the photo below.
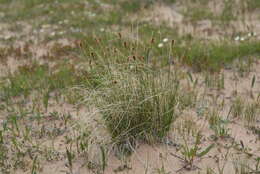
[31,156,39,174]
[231,97,244,118]
[179,132,214,170]
[208,110,230,139]
[235,57,254,77]
[208,110,221,128]
[66,147,74,174]
[178,89,197,109]
[176,118,198,138]
[212,123,230,139]
[155,165,170,174]
[204,73,225,90]
[244,102,258,126]
[233,158,260,174]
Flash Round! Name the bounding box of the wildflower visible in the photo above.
[42,24,51,29]
[130,65,134,70]
[240,37,245,41]
[158,43,163,48]
[90,13,96,17]
[70,27,80,33]
[163,38,169,43]
[4,35,11,40]
[234,36,240,41]
[100,28,105,32]
[248,32,252,37]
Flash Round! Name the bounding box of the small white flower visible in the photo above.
[4,35,11,40]
[240,37,245,41]
[90,13,96,17]
[130,65,134,70]
[51,32,56,36]
[71,28,80,33]
[234,36,240,41]
[248,32,252,37]
[253,32,257,36]
[163,38,169,43]
[100,28,105,32]
[158,43,164,48]
[42,24,51,29]
[58,31,65,35]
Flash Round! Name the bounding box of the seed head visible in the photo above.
[118,32,122,39]
[150,38,155,44]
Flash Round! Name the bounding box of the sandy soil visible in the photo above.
[0,2,259,174]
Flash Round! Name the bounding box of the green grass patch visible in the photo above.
[246,0,260,10]
[185,8,214,22]
[173,40,260,72]
[0,62,106,101]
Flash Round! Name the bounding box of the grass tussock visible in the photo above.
[96,70,180,150]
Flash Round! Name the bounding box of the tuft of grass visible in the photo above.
[244,102,259,126]
[97,70,179,152]
[204,73,225,90]
[177,132,214,170]
[231,97,244,118]
[208,109,230,139]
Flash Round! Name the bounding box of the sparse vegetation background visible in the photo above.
[0,0,259,174]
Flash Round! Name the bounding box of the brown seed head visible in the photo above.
[171,39,175,46]
[123,41,127,48]
[118,32,122,39]
[150,38,155,44]
[91,52,95,58]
